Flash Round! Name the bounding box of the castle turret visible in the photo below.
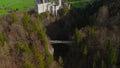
[59,0,62,6]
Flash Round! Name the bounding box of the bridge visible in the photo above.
[50,40,103,48]
[50,40,74,44]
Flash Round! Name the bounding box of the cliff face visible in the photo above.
[45,0,120,68]
[61,1,120,68]
[0,12,58,68]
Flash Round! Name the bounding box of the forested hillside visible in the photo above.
[47,0,120,68]
[0,12,61,68]
[59,0,120,68]
[0,0,120,68]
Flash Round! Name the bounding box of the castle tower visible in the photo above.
[59,0,62,6]
[35,0,62,15]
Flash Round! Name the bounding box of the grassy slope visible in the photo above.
[69,0,94,9]
[0,0,34,15]
[0,0,94,14]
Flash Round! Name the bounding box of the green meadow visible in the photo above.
[0,0,94,15]
[69,0,94,9]
[0,0,34,15]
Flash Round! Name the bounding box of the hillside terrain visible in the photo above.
[0,12,61,68]
[0,0,34,15]
[0,0,120,68]
[68,0,120,68]
[46,0,120,68]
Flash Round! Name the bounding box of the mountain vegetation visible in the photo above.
[0,0,120,68]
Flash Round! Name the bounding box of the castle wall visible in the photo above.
[37,2,50,14]
[37,4,44,13]
[36,0,62,15]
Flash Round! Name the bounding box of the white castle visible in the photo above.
[35,0,62,15]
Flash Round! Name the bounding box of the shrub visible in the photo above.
[33,18,53,68]
[32,45,45,68]
[16,42,24,53]
[58,56,63,66]
[22,42,32,56]
[94,51,100,62]
[75,28,82,45]
[101,60,106,68]
[16,42,32,56]
[93,60,97,68]
[110,47,118,65]
[59,7,69,16]
[22,13,31,31]
[11,13,18,23]
[89,26,95,37]
[0,33,5,46]
[38,27,53,68]
[33,20,40,32]
[106,40,118,68]
[83,46,87,56]
[23,60,35,68]
[38,14,43,21]
[37,55,45,68]
[92,51,100,68]
[45,52,53,68]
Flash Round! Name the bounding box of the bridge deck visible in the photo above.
[50,40,74,44]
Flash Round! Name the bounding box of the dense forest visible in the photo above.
[0,0,120,68]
